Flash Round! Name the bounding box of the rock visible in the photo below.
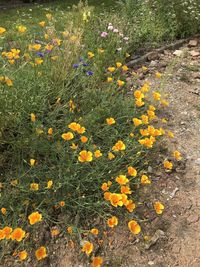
[149,60,158,67]
[148,261,155,265]
[170,187,179,198]
[190,50,200,57]
[188,39,198,47]
[187,214,199,224]
[145,230,166,250]
[147,52,159,61]
[194,158,200,165]
[192,72,200,79]
[173,50,183,57]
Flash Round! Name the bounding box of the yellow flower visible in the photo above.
[141,115,149,124]
[135,99,145,107]
[39,21,45,27]
[81,136,88,143]
[46,13,52,20]
[1,207,6,215]
[155,72,162,78]
[134,90,144,99]
[109,193,123,207]
[92,256,103,267]
[48,128,53,135]
[122,65,129,71]
[35,246,47,261]
[88,51,94,59]
[117,80,125,87]
[35,58,43,65]
[107,77,113,83]
[141,83,150,93]
[70,143,78,150]
[127,166,137,177]
[78,150,93,162]
[173,150,182,160]
[142,66,148,71]
[68,122,83,132]
[98,48,105,53]
[138,137,155,148]
[47,180,53,189]
[94,150,102,158]
[9,59,15,64]
[3,226,12,239]
[19,250,28,261]
[11,228,26,242]
[30,183,39,191]
[112,140,126,151]
[107,67,115,72]
[107,216,118,228]
[141,175,151,184]
[44,33,49,40]
[67,226,73,234]
[0,27,6,35]
[51,228,60,236]
[82,241,93,255]
[61,132,74,141]
[45,44,53,51]
[153,91,161,101]
[167,131,174,138]
[90,228,99,235]
[128,220,141,234]
[133,118,142,127]
[17,25,27,33]
[163,160,173,170]
[161,99,169,106]
[30,158,36,166]
[30,113,36,122]
[116,175,129,185]
[154,201,165,214]
[28,211,42,225]
[108,152,115,160]
[116,62,122,68]
[106,117,115,125]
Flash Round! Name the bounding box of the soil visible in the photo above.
[54,39,200,267]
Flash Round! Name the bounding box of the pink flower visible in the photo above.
[113,29,119,33]
[101,32,108,37]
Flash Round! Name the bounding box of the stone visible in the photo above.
[190,50,200,57]
[188,39,198,47]
[194,158,200,165]
[148,261,155,265]
[187,214,199,224]
[147,52,159,61]
[173,50,183,57]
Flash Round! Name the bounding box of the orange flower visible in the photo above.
[28,211,42,225]
[94,150,102,158]
[128,220,141,234]
[78,150,93,162]
[67,226,73,234]
[59,201,65,207]
[106,118,115,125]
[127,166,137,177]
[153,91,161,101]
[163,160,173,170]
[112,140,126,151]
[0,230,5,240]
[133,118,142,127]
[68,122,80,131]
[61,132,74,141]
[141,115,149,124]
[77,126,86,134]
[18,250,28,261]
[92,256,103,267]
[141,175,151,184]
[135,99,145,107]
[90,228,99,235]
[107,216,118,228]
[35,246,47,261]
[121,185,132,194]
[104,192,111,201]
[11,228,26,242]
[117,80,125,87]
[125,200,136,212]
[82,241,93,255]
[109,193,123,207]
[154,202,165,214]
[81,136,88,143]
[1,207,6,215]
[51,228,60,237]
[101,182,109,191]
[3,226,12,239]
[134,90,144,100]
[116,175,129,185]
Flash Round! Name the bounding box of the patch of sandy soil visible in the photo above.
[55,39,200,267]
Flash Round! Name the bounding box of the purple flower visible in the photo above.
[86,71,93,76]
[36,52,44,58]
[101,32,108,38]
[73,63,79,69]
[82,63,89,67]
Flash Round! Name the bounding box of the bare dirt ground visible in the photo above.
[54,39,200,267]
